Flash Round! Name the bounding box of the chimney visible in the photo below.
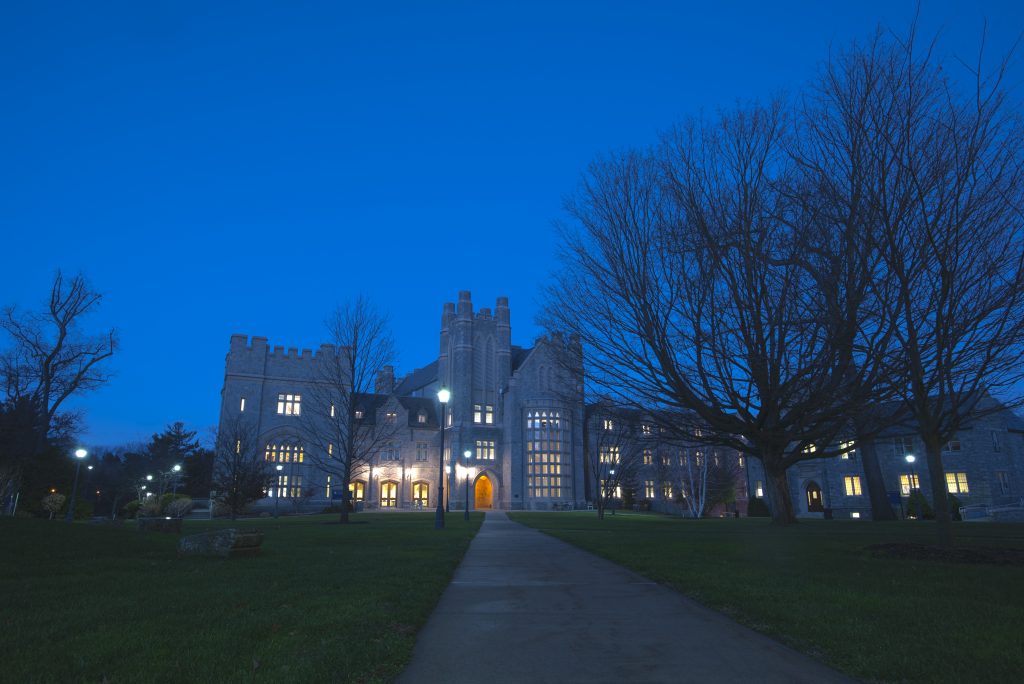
[375,365,395,394]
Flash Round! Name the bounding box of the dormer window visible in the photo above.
[386,411,397,423]
[603,419,614,431]
[417,411,427,424]
[355,409,364,420]
[641,424,652,436]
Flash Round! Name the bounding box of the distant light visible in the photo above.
[172,464,182,472]
[464,450,472,459]
[146,475,153,481]
[851,512,861,519]
[905,455,915,464]
[74,448,87,459]
[87,465,93,470]
[437,387,450,404]
[445,465,451,474]
[276,464,284,472]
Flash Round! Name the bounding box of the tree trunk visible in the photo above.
[857,437,897,521]
[764,466,796,525]
[338,468,351,524]
[924,439,954,548]
[596,496,605,520]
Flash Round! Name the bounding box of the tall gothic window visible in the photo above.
[526,409,565,499]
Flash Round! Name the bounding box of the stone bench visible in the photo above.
[177,528,264,558]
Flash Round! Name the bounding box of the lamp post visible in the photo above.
[65,448,88,522]
[171,464,182,498]
[463,449,473,521]
[905,454,917,519]
[274,464,284,518]
[436,387,450,529]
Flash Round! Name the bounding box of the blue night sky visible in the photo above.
[2,1,1022,448]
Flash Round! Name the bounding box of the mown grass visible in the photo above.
[508,512,1024,684]
[0,513,483,683]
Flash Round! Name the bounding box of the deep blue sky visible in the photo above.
[2,1,1022,448]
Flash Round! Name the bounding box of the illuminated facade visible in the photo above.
[218,291,586,511]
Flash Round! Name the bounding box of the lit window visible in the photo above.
[695,451,703,467]
[330,404,335,418]
[641,424,652,436]
[526,410,565,498]
[386,411,397,423]
[600,479,622,498]
[802,443,816,454]
[997,471,1011,495]
[661,483,672,499]
[851,512,861,519]
[840,440,855,460]
[476,440,495,460]
[265,444,304,463]
[599,446,619,463]
[276,394,301,416]
[328,443,334,457]
[413,482,429,506]
[326,475,331,498]
[273,474,303,498]
[416,442,429,462]
[643,449,652,465]
[380,481,398,507]
[899,473,920,495]
[844,476,862,496]
[474,404,482,423]
[349,481,365,501]
[644,480,655,498]
[756,481,764,498]
[235,440,241,454]
[661,453,671,466]
[991,431,1001,452]
[380,444,400,462]
[603,419,614,431]
[355,409,364,419]
[240,397,246,412]
[943,439,961,453]
[446,411,452,427]
[946,472,969,494]
[738,455,745,467]
[485,405,494,424]
[417,411,427,424]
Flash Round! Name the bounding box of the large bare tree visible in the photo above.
[1,271,117,513]
[212,415,273,520]
[546,101,887,524]
[812,30,1024,547]
[299,297,398,523]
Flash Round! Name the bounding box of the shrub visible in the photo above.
[139,497,162,518]
[41,493,66,519]
[907,490,934,519]
[165,497,193,519]
[948,494,963,521]
[746,497,770,517]
[122,500,141,518]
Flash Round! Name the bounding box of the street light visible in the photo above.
[65,448,88,522]
[274,464,284,518]
[906,454,918,519]
[171,464,182,498]
[436,387,450,529]
[463,449,473,521]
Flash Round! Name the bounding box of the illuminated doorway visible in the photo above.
[474,474,493,509]
[805,481,824,513]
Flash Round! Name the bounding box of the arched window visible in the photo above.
[349,480,365,502]
[413,481,430,507]
[264,443,304,463]
[525,409,565,499]
[380,481,398,507]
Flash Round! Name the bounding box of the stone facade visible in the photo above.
[218,291,586,512]
[744,408,1024,519]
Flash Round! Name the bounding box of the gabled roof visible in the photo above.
[511,346,532,372]
[394,360,438,396]
[352,393,390,425]
[398,397,440,429]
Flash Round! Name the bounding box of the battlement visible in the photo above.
[228,334,336,361]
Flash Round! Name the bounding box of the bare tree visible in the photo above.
[814,29,1024,547]
[299,297,398,523]
[1,271,117,513]
[212,415,273,520]
[585,403,645,519]
[546,101,886,525]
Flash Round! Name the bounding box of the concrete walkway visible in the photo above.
[398,511,856,684]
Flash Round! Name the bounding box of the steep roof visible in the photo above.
[394,360,438,396]
[397,396,440,428]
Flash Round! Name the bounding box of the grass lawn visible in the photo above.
[508,512,1024,684]
[0,513,482,683]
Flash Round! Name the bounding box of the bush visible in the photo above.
[165,497,193,518]
[122,500,141,518]
[747,497,770,517]
[948,494,963,521]
[907,490,934,519]
[41,493,66,519]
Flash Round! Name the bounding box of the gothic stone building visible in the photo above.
[218,291,586,511]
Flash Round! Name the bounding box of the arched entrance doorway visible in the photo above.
[474,474,493,509]
[805,481,824,513]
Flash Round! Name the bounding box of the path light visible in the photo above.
[435,387,450,529]
[275,464,284,518]
[65,448,88,522]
